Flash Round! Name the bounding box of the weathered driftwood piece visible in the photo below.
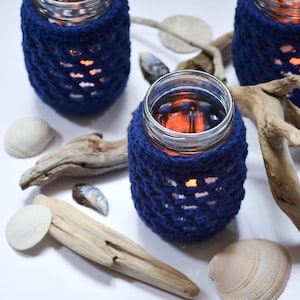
[230,75,300,230]
[130,16,226,82]
[33,194,200,299]
[20,133,128,190]
[176,31,233,78]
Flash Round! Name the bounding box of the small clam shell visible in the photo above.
[72,183,109,216]
[4,117,55,158]
[159,15,213,53]
[209,238,291,300]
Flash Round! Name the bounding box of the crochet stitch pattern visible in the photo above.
[128,103,248,242]
[233,0,300,106]
[21,0,130,116]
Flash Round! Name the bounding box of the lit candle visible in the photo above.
[153,95,225,134]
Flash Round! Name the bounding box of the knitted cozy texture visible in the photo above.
[232,0,300,106]
[128,103,248,243]
[21,0,130,116]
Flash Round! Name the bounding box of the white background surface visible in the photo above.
[1,0,300,299]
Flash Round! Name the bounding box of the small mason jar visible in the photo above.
[233,0,300,106]
[128,70,248,242]
[21,0,130,116]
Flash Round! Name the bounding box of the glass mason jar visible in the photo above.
[21,0,130,116]
[233,0,300,106]
[128,70,248,242]
[143,70,234,155]
[32,0,113,26]
[254,0,300,24]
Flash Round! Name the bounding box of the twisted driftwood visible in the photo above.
[230,76,300,230]
[20,133,128,190]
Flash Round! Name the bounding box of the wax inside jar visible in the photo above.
[153,92,226,134]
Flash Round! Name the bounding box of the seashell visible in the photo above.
[4,117,55,158]
[72,183,109,216]
[159,15,213,53]
[208,238,291,300]
[139,52,169,84]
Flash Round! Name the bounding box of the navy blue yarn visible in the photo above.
[128,103,248,243]
[232,0,300,106]
[21,0,130,116]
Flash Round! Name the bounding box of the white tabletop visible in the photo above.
[1,0,300,299]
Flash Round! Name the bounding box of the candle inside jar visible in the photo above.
[275,0,300,23]
[153,92,226,133]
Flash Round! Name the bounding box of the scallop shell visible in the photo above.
[209,238,291,300]
[4,117,55,158]
[72,183,109,216]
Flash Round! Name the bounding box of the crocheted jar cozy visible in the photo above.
[232,0,300,106]
[21,0,130,116]
[128,103,248,243]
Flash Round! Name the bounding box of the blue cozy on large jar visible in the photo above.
[128,71,248,243]
[21,0,131,116]
[233,0,300,106]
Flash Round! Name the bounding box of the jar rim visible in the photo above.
[32,0,113,25]
[143,70,234,154]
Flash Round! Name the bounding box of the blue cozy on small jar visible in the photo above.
[233,0,300,106]
[128,70,248,243]
[21,0,130,116]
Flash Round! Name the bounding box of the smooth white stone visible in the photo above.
[5,205,52,251]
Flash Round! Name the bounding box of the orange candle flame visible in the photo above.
[160,99,205,133]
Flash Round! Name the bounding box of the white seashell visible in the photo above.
[159,15,213,53]
[4,117,55,158]
[209,238,291,300]
[72,183,109,216]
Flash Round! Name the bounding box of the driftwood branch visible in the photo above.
[33,194,200,299]
[20,133,128,190]
[230,75,300,230]
[130,16,226,82]
[175,31,233,75]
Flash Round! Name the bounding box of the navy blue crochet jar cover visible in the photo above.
[128,103,248,243]
[233,0,300,106]
[21,0,130,116]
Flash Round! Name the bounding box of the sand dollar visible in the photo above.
[159,15,213,53]
[6,205,52,251]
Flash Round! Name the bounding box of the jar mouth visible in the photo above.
[254,0,300,23]
[143,70,234,155]
[33,0,113,25]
